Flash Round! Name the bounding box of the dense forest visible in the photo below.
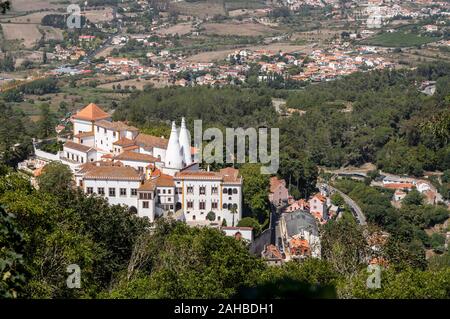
[1,165,448,299]
[284,63,450,174]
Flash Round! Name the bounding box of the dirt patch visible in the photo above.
[40,26,64,41]
[203,22,278,36]
[187,43,314,62]
[83,8,115,23]
[1,23,42,48]
[156,23,193,36]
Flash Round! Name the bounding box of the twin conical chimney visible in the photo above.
[165,121,183,169]
[179,117,192,166]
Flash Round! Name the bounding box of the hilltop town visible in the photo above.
[0,0,449,301]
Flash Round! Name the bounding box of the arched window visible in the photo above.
[227,204,232,210]
[228,188,232,195]
[223,188,228,194]
[192,215,196,220]
[233,188,238,194]
[223,203,227,209]
[232,203,238,209]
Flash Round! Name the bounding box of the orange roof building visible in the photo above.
[72,103,111,122]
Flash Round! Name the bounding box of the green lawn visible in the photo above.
[362,32,439,47]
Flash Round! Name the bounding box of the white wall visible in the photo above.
[73,119,93,135]
[222,228,253,242]
[94,125,119,153]
[63,146,91,164]
[177,179,242,226]
[82,179,141,208]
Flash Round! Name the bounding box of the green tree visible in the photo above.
[36,161,73,194]
[0,206,26,298]
[237,217,261,235]
[402,190,424,206]
[37,104,56,139]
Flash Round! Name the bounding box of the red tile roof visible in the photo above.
[113,137,135,147]
[64,140,94,153]
[113,151,159,163]
[72,103,110,121]
[83,166,142,181]
[270,176,286,193]
[384,183,415,190]
[135,133,168,150]
[74,131,94,138]
[138,179,156,191]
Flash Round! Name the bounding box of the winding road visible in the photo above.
[324,184,367,226]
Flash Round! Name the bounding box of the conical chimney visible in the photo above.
[179,117,192,166]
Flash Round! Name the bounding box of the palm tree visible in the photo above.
[231,205,237,227]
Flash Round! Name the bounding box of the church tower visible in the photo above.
[165,121,183,170]
[179,117,192,166]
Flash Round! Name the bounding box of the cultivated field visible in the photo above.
[170,1,226,18]
[362,32,438,47]
[83,8,115,23]
[156,23,193,36]
[203,22,279,36]
[187,42,315,62]
[1,23,42,48]
[0,11,59,23]
[10,0,72,12]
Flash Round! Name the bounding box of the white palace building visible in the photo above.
[39,103,243,225]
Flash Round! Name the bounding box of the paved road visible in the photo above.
[326,184,367,226]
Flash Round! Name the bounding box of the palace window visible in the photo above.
[211,186,218,194]
[86,187,93,195]
[233,188,238,194]
[212,202,218,209]
[97,187,105,196]
[199,202,206,210]
[187,201,193,209]
[187,186,194,194]
[199,186,206,195]
[131,188,137,196]
[109,188,116,197]
[120,188,127,196]
[142,201,149,209]
[163,189,166,194]
[139,192,152,200]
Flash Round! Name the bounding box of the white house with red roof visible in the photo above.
[43,103,244,224]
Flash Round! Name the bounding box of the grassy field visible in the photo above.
[170,1,226,18]
[203,22,279,36]
[363,32,439,47]
[0,23,42,48]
